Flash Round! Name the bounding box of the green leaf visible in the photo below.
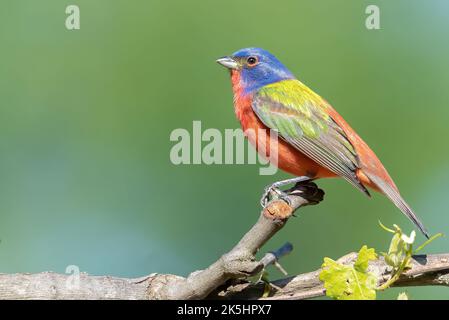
[319,223,443,299]
[354,245,377,272]
[378,224,426,290]
[378,224,413,290]
[381,224,410,270]
[320,246,378,300]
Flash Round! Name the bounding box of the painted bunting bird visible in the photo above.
[217,47,429,238]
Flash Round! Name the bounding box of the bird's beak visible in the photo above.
[216,56,239,70]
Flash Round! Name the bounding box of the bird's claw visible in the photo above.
[260,186,291,208]
[260,187,272,207]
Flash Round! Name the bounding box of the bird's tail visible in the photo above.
[365,173,429,238]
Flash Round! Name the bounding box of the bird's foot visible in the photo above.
[261,181,325,220]
[260,186,291,208]
[260,176,312,208]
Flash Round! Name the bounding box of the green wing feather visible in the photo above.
[252,79,370,196]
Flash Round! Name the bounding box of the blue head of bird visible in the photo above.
[216,47,295,94]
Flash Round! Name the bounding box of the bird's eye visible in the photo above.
[246,56,258,67]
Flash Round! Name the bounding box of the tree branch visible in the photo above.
[0,182,447,300]
[212,253,449,300]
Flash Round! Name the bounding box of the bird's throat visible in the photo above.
[230,70,253,126]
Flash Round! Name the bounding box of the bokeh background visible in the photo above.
[0,0,448,300]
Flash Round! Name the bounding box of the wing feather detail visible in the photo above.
[252,79,370,196]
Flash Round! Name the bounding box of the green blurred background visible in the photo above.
[0,0,448,299]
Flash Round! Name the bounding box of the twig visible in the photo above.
[259,242,293,276]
